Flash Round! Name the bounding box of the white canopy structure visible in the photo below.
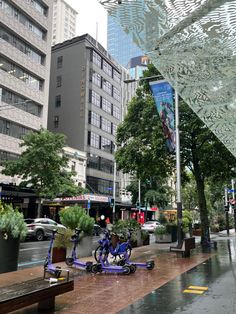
[99,0,236,157]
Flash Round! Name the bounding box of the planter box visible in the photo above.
[77,236,93,258]
[155,234,172,243]
[0,234,20,274]
[52,247,67,263]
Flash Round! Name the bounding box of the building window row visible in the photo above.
[0,26,45,65]
[91,50,121,83]
[87,131,115,154]
[87,175,119,196]
[0,117,32,139]
[25,0,48,16]
[0,56,44,91]
[0,0,46,40]
[89,89,121,121]
[87,154,114,174]
[89,70,121,101]
[1,87,42,117]
[0,149,19,165]
[88,111,116,135]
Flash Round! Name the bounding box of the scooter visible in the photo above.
[44,229,69,279]
[91,230,136,275]
[65,228,93,272]
[95,229,155,270]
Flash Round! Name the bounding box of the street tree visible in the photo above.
[118,63,236,243]
[2,129,86,204]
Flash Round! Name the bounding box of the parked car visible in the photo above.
[93,224,102,236]
[141,220,163,233]
[24,218,66,241]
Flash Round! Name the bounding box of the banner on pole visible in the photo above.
[149,80,175,153]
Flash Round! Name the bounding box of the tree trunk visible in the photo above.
[193,160,210,244]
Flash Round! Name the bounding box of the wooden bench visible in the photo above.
[0,276,74,314]
[170,237,196,257]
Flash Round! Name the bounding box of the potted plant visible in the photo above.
[0,202,27,273]
[141,230,150,245]
[59,205,95,258]
[154,225,171,243]
[112,219,142,247]
[52,228,74,263]
[182,210,193,237]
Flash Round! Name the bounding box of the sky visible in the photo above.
[65,0,108,48]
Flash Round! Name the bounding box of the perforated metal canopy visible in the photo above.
[99,0,236,157]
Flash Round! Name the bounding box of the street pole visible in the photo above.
[232,179,236,232]
[138,179,141,215]
[175,90,183,248]
[113,159,116,223]
[225,187,230,235]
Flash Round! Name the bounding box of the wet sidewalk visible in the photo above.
[0,241,214,314]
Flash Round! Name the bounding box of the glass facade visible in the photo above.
[107,15,143,68]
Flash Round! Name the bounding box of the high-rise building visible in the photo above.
[48,34,123,201]
[107,15,143,68]
[0,0,53,185]
[52,0,77,46]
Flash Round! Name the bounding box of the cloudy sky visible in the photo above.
[65,0,108,48]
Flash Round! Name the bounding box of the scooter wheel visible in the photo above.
[91,264,98,274]
[146,261,155,270]
[122,265,131,275]
[129,264,137,273]
[85,261,93,272]
[117,259,126,266]
[65,257,74,266]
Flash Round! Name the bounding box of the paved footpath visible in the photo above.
[0,241,214,314]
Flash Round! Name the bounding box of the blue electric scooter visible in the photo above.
[44,229,69,280]
[65,228,93,272]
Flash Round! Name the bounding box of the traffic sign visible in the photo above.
[228,189,236,193]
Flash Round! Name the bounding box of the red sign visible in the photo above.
[151,207,158,211]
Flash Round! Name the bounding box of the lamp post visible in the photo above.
[112,158,116,223]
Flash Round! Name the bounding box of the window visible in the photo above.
[88,131,99,149]
[56,75,62,87]
[89,90,101,108]
[113,86,120,101]
[102,79,112,95]
[102,60,112,76]
[55,95,61,107]
[102,98,112,114]
[54,115,59,128]
[101,137,111,153]
[93,51,101,67]
[92,71,101,87]
[113,69,121,83]
[88,111,100,128]
[112,123,117,136]
[101,117,111,133]
[113,105,120,120]
[71,161,76,171]
[57,56,63,68]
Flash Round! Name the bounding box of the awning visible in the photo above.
[98,0,236,157]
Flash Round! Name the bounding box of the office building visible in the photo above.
[107,15,143,68]
[48,34,123,203]
[0,0,53,186]
[52,0,77,45]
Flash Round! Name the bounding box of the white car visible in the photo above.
[141,221,162,233]
[25,218,66,241]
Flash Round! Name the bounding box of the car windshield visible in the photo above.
[145,221,158,225]
[24,219,35,224]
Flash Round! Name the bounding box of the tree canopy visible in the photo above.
[2,129,86,199]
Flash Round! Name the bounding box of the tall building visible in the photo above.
[52,0,77,46]
[107,15,143,68]
[0,0,53,185]
[48,34,123,203]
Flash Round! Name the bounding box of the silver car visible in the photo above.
[141,220,162,233]
[24,218,66,241]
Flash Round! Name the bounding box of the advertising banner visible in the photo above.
[149,80,175,153]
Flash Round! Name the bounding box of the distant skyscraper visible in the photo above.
[107,16,143,68]
[52,0,77,46]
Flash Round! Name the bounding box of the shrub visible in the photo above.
[154,225,167,236]
[0,202,27,240]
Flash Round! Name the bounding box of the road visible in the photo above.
[18,236,103,269]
